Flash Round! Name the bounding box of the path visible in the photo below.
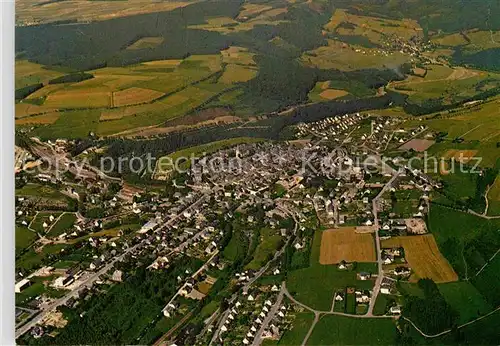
[403,306,500,338]
[153,312,193,346]
[474,248,500,278]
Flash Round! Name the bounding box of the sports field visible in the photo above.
[381,234,458,283]
[319,228,376,264]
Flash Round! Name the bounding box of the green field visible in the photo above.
[286,230,377,310]
[471,255,500,306]
[438,282,492,323]
[16,243,68,272]
[308,315,397,345]
[30,211,63,233]
[48,213,77,238]
[428,204,500,279]
[275,312,314,346]
[15,226,37,255]
[16,183,67,200]
[487,176,500,216]
[246,228,283,270]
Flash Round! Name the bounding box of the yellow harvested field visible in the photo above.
[442,149,479,163]
[381,235,458,283]
[237,3,272,19]
[319,89,349,100]
[112,87,164,107]
[126,36,164,50]
[219,65,258,84]
[324,8,348,31]
[25,84,65,100]
[15,103,57,118]
[16,112,60,125]
[221,46,256,66]
[432,33,469,46]
[319,228,376,264]
[141,60,183,67]
[44,90,111,108]
[16,0,196,25]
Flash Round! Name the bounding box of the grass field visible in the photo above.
[301,39,409,71]
[428,204,500,279]
[219,64,258,84]
[246,228,282,270]
[16,243,67,271]
[319,228,376,264]
[112,87,164,107]
[44,90,111,109]
[389,66,500,107]
[15,60,65,89]
[275,312,314,345]
[16,183,67,201]
[381,235,458,283]
[308,315,397,345]
[48,213,77,238]
[471,255,500,306]
[30,212,63,233]
[16,226,37,255]
[487,175,500,216]
[126,37,164,50]
[308,81,349,102]
[287,230,377,310]
[438,281,492,324]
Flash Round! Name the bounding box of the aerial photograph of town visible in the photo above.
[11,0,500,345]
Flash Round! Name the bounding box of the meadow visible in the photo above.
[15,226,37,256]
[246,228,283,270]
[307,315,397,345]
[48,213,77,238]
[438,282,492,324]
[265,312,315,346]
[287,230,377,310]
[428,204,500,280]
[487,176,500,216]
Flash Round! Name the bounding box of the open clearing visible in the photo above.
[487,176,500,216]
[45,90,111,109]
[15,60,65,89]
[398,139,435,152]
[112,87,164,107]
[126,37,164,50]
[319,89,349,100]
[442,149,479,163]
[308,314,397,345]
[319,228,376,264]
[381,234,458,283]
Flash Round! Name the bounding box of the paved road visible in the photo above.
[367,170,401,316]
[251,285,285,346]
